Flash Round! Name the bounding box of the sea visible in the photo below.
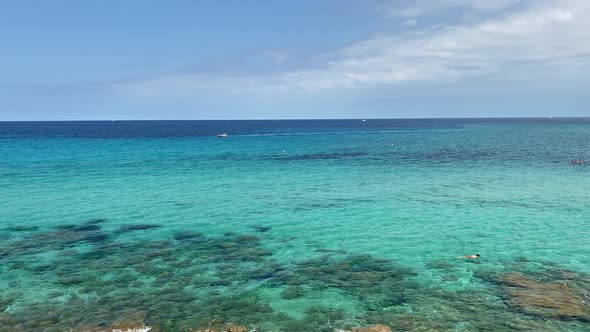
[0,119,589,331]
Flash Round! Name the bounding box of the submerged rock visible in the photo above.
[498,273,590,321]
[74,325,152,332]
[189,324,248,332]
[73,309,155,332]
[338,324,392,332]
[224,324,248,332]
[236,235,259,243]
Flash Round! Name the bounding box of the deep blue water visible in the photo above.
[2,118,587,138]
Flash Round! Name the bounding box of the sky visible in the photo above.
[1,0,589,120]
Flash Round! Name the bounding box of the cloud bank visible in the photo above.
[117,0,590,96]
[380,0,524,18]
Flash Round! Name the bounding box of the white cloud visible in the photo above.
[117,0,590,96]
[382,0,523,18]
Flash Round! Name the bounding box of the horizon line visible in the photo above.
[1,116,588,122]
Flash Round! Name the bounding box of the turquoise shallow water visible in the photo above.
[0,119,589,331]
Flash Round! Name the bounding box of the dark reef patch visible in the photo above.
[53,224,78,230]
[245,263,288,282]
[1,223,414,331]
[236,235,259,243]
[173,230,205,241]
[280,286,306,300]
[379,148,500,164]
[1,222,589,331]
[53,223,103,232]
[0,225,109,261]
[72,224,102,232]
[252,253,416,296]
[4,225,39,232]
[251,225,272,233]
[119,224,163,232]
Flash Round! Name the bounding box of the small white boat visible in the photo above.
[217,133,229,138]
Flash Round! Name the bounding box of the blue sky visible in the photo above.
[1,0,589,120]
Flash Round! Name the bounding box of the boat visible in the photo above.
[217,133,229,138]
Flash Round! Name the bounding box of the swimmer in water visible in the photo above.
[459,254,480,259]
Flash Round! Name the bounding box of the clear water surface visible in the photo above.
[0,119,589,331]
